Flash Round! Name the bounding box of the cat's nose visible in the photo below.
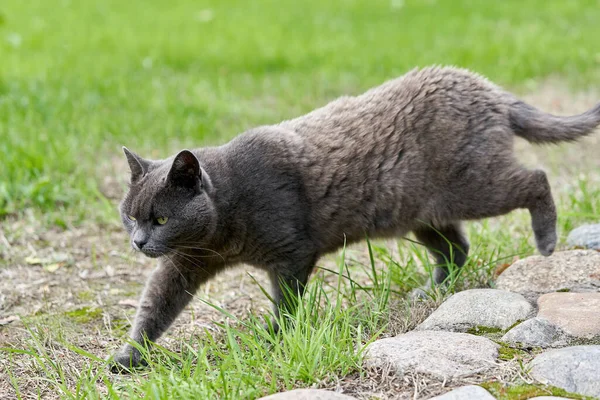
[134,238,147,250]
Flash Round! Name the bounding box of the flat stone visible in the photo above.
[495,250,600,297]
[429,385,495,399]
[364,330,499,380]
[258,389,357,400]
[530,345,600,398]
[501,317,571,348]
[567,223,600,250]
[537,292,600,338]
[416,289,534,332]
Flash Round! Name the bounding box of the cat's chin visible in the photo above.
[140,249,169,258]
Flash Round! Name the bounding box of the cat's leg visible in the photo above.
[508,169,557,256]
[110,255,216,372]
[413,222,470,285]
[459,167,556,256]
[267,257,316,332]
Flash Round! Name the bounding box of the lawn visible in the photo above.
[1,0,599,399]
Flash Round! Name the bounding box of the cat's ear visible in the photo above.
[123,147,149,183]
[168,150,202,191]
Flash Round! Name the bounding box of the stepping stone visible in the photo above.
[537,292,600,338]
[530,345,600,398]
[364,330,498,380]
[495,250,600,297]
[501,317,571,348]
[258,389,357,400]
[429,385,495,399]
[567,223,600,250]
[416,289,534,332]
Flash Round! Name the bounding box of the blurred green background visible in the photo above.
[1,0,599,222]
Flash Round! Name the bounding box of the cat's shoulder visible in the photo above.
[224,125,305,162]
[231,125,302,149]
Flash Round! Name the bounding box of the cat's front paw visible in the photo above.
[409,277,439,301]
[409,287,430,300]
[109,345,147,374]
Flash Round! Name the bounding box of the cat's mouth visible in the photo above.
[131,238,171,258]
[140,248,167,258]
[133,245,170,258]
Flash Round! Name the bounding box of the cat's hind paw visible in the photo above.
[536,231,557,257]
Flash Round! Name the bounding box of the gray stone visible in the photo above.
[364,330,499,380]
[567,223,600,250]
[530,345,600,398]
[495,250,600,298]
[429,385,495,399]
[501,317,571,348]
[416,289,534,332]
[258,389,357,400]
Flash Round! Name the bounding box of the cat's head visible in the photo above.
[119,147,217,258]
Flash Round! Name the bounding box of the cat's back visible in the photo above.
[280,66,508,143]
[218,67,513,250]
[224,66,511,187]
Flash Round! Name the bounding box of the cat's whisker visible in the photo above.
[165,248,219,276]
[163,254,189,284]
[168,246,226,264]
[171,244,230,259]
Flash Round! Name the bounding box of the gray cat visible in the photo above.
[111,66,600,371]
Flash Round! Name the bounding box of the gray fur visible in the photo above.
[110,66,600,371]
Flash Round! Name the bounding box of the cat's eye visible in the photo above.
[128,215,136,221]
[156,217,168,225]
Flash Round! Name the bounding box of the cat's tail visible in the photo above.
[509,100,600,144]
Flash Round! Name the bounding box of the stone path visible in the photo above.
[264,224,600,399]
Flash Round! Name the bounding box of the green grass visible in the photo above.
[1,0,600,219]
